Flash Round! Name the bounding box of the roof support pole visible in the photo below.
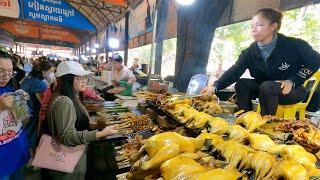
[124,11,130,66]
[154,0,169,75]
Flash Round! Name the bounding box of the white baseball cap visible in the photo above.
[55,61,91,77]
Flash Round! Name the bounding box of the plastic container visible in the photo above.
[119,80,132,96]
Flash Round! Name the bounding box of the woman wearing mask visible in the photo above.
[44,61,117,179]
[201,8,320,116]
[0,51,30,180]
[20,60,54,149]
[42,64,56,87]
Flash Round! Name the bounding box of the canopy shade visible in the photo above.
[220,0,320,26]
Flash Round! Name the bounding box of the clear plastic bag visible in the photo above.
[9,90,30,123]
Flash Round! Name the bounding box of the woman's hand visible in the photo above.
[15,89,30,100]
[97,96,105,101]
[276,80,293,95]
[200,86,217,95]
[107,87,125,94]
[96,124,118,138]
[0,94,14,111]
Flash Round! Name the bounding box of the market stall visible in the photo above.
[123,92,320,179]
[79,86,320,179]
[1,0,320,179]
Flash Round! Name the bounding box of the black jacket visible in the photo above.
[215,33,320,90]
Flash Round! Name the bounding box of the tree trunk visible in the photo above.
[174,0,231,92]
[154,0,170,75]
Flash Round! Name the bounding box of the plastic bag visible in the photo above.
[9,90,30,123]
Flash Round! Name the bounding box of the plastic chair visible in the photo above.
[257,71,320,120]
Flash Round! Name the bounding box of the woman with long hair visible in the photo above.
[44,61,117,179]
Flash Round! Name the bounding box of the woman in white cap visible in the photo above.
[44,61,118,179]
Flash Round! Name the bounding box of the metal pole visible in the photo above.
[148,9,158,75]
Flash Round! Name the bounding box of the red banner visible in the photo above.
[103,0,127,7]
[0,20,80,43]
[0,0,20,18]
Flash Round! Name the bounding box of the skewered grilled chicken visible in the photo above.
[176,107,199,124]
[207,117,229,135]
[202,101,223,114]
[308,168,320,177]
[164,99,192,109]
[271,119,320,153]
[192,94,225,114]
[187,112,212,130]
[270,144,317,170]
[192,168,242,180]
[293,126,320,153]
[214,140,255,170]
[235,111,267,132]
[133,132,204,170]
[168,104,199,124]
[195,94,219,102]
[160,155,209,180]
[168,104,190,116]
[226,125,250,144]
[239,151,276,180]
[248,133,276,152]
[127,158,161,180]
[264,160,308,180]
[197,132,224,147]
[177,151,208,160]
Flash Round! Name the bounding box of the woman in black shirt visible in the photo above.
[201,8,320,116]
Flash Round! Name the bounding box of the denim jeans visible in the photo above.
[0,176,9,180]
[0,167,23,180]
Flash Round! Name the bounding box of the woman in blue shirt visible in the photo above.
[0,51,30,180]
[20,60,54,149]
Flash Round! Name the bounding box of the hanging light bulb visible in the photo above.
[108,38,120,49]
[176,0,195,6]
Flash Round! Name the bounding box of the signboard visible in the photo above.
[0,0,96,31]
[40,25,80,43]
[0,20,39,38]
[103,0,126,7]
[19,0,96,31]
[0,29,14,48]
[0,0,20,18]
[129,0,156,38]
[0,20,80,43]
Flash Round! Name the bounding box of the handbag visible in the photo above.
[31,96,85,173]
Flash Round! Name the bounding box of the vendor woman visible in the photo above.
[102,54,136,100]
[201,8,320,116]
